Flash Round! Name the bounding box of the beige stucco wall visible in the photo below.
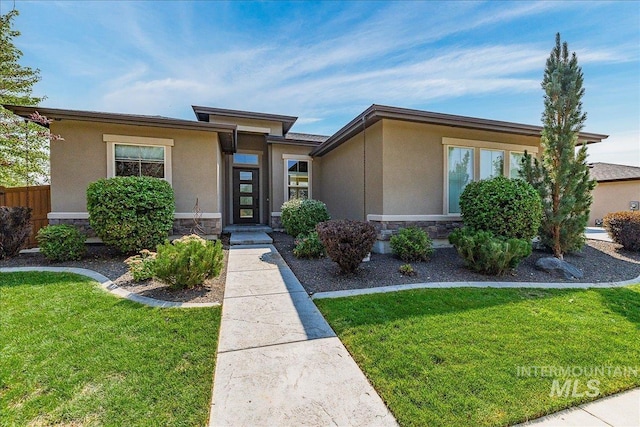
[269,144,316,213]
[49,120,221,214]
[208,115,284,136]
[590,180,640,225]
[318,121,383,220]
[380,120,540,215]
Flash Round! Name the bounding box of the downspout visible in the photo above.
[362,115,366,221]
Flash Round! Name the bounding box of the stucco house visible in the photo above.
[588,162,640,226]
[5,104,607,253]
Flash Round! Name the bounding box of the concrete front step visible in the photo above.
[229,231,273,245]
[224,225,273,233]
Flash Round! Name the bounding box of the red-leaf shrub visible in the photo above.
[316,219,377,274]
[603,211,640,251]
[0,206,32,259]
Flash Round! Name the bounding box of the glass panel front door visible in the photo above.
[233,167,259,224]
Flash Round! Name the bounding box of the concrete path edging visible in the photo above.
[0,266,220,308]
[311,273,640,300]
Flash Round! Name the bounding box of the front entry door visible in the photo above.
[233,167,260,224]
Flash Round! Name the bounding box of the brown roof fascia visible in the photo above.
[311,104,609,157]
[265,136,322,147]
[3,104,238,153]
[192,105,298,134]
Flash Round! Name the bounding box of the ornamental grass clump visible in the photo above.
[316,219,377,274]
[390,227,434,262]
[603,211,640,251]
[86,176,174,253]
[153,235,223,289]
[449,228,532,275]
[0,206,31,259]
[36,224,86,262]
[293,231,325,259]
[281,198,330,237]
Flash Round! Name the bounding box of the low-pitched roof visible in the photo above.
[311,104,609,157]
[266,132,329,147]
[589,162,640,182]
[2,105,238,153]
[192,105,298,134]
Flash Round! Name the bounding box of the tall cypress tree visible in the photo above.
[0,9,48,187]
[521,33,595,259]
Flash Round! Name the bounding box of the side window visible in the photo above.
[285,158,311,200]
[114,144,165,178]
[509,152,526,179]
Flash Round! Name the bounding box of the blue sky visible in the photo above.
[8,0,640,166]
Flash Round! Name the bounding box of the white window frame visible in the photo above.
[442,138,538,215]
[104,134,173,184]
[283,154,312,201]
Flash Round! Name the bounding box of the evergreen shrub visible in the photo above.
[281,198,330,237]
[448,227,532,275]
[36,224,86,262]
[459,176,542,240]
[86,176,174,253]
[390,227,434,262]
[153,235,223,289]
[293,231,325,259]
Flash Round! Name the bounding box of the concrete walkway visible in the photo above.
[208,244,397,426]
[518,388,640,426]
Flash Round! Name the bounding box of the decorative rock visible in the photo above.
[535,257,584,280]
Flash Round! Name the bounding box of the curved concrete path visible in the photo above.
[0,266,219,308]
[208,244,397,427]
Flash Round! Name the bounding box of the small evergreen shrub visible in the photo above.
[86,176,175,253]
[448,227,532,275]
[293,231,325,259]
[459,176,542,240]
[399,264,416,276]
[153,235,224,289]
[281,198,330,237]
[0,206,31,259]
[124,249,157,281]
[390,227,434,262]
[316,220,377,274]
[603,211,640,251]
[36,225,86,262]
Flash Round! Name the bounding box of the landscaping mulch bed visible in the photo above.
[271,232,640,294]
[0,239,228,304]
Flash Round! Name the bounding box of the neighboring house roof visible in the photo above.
[2,104,238,153]
[589,162,640,182]
[192,105,298,134]
[266,132,329,147]
[311,104,609,157]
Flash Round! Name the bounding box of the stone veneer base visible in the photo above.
[369,219,463,254]
[49,217,222,238]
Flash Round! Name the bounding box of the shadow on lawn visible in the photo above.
[595,286,640,328]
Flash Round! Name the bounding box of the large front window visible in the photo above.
[286,158,310,200]
[115,144,165,178]
[448,147,474,214]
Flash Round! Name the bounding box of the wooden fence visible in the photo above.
[0,185,51,248]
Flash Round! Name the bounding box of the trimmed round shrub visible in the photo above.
[87,176,175,253]
[390,227,434,262]
[0,206,31,259]
[293,231,325,259]
[316,219,377,274]
[281,198,330,237]
[603,211,640,251]
[448,227,532,275]
[153,235,224,289]
[459,176,542,240]
[36,224,86,262]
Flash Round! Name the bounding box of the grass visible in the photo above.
[0,272,221,427]
[315,285,640,427]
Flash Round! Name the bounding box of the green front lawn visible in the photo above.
[0,272,221,426]
[316,285,640,427]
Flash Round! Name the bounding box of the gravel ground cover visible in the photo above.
[271,232,640,294]
[0,240,228,304]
